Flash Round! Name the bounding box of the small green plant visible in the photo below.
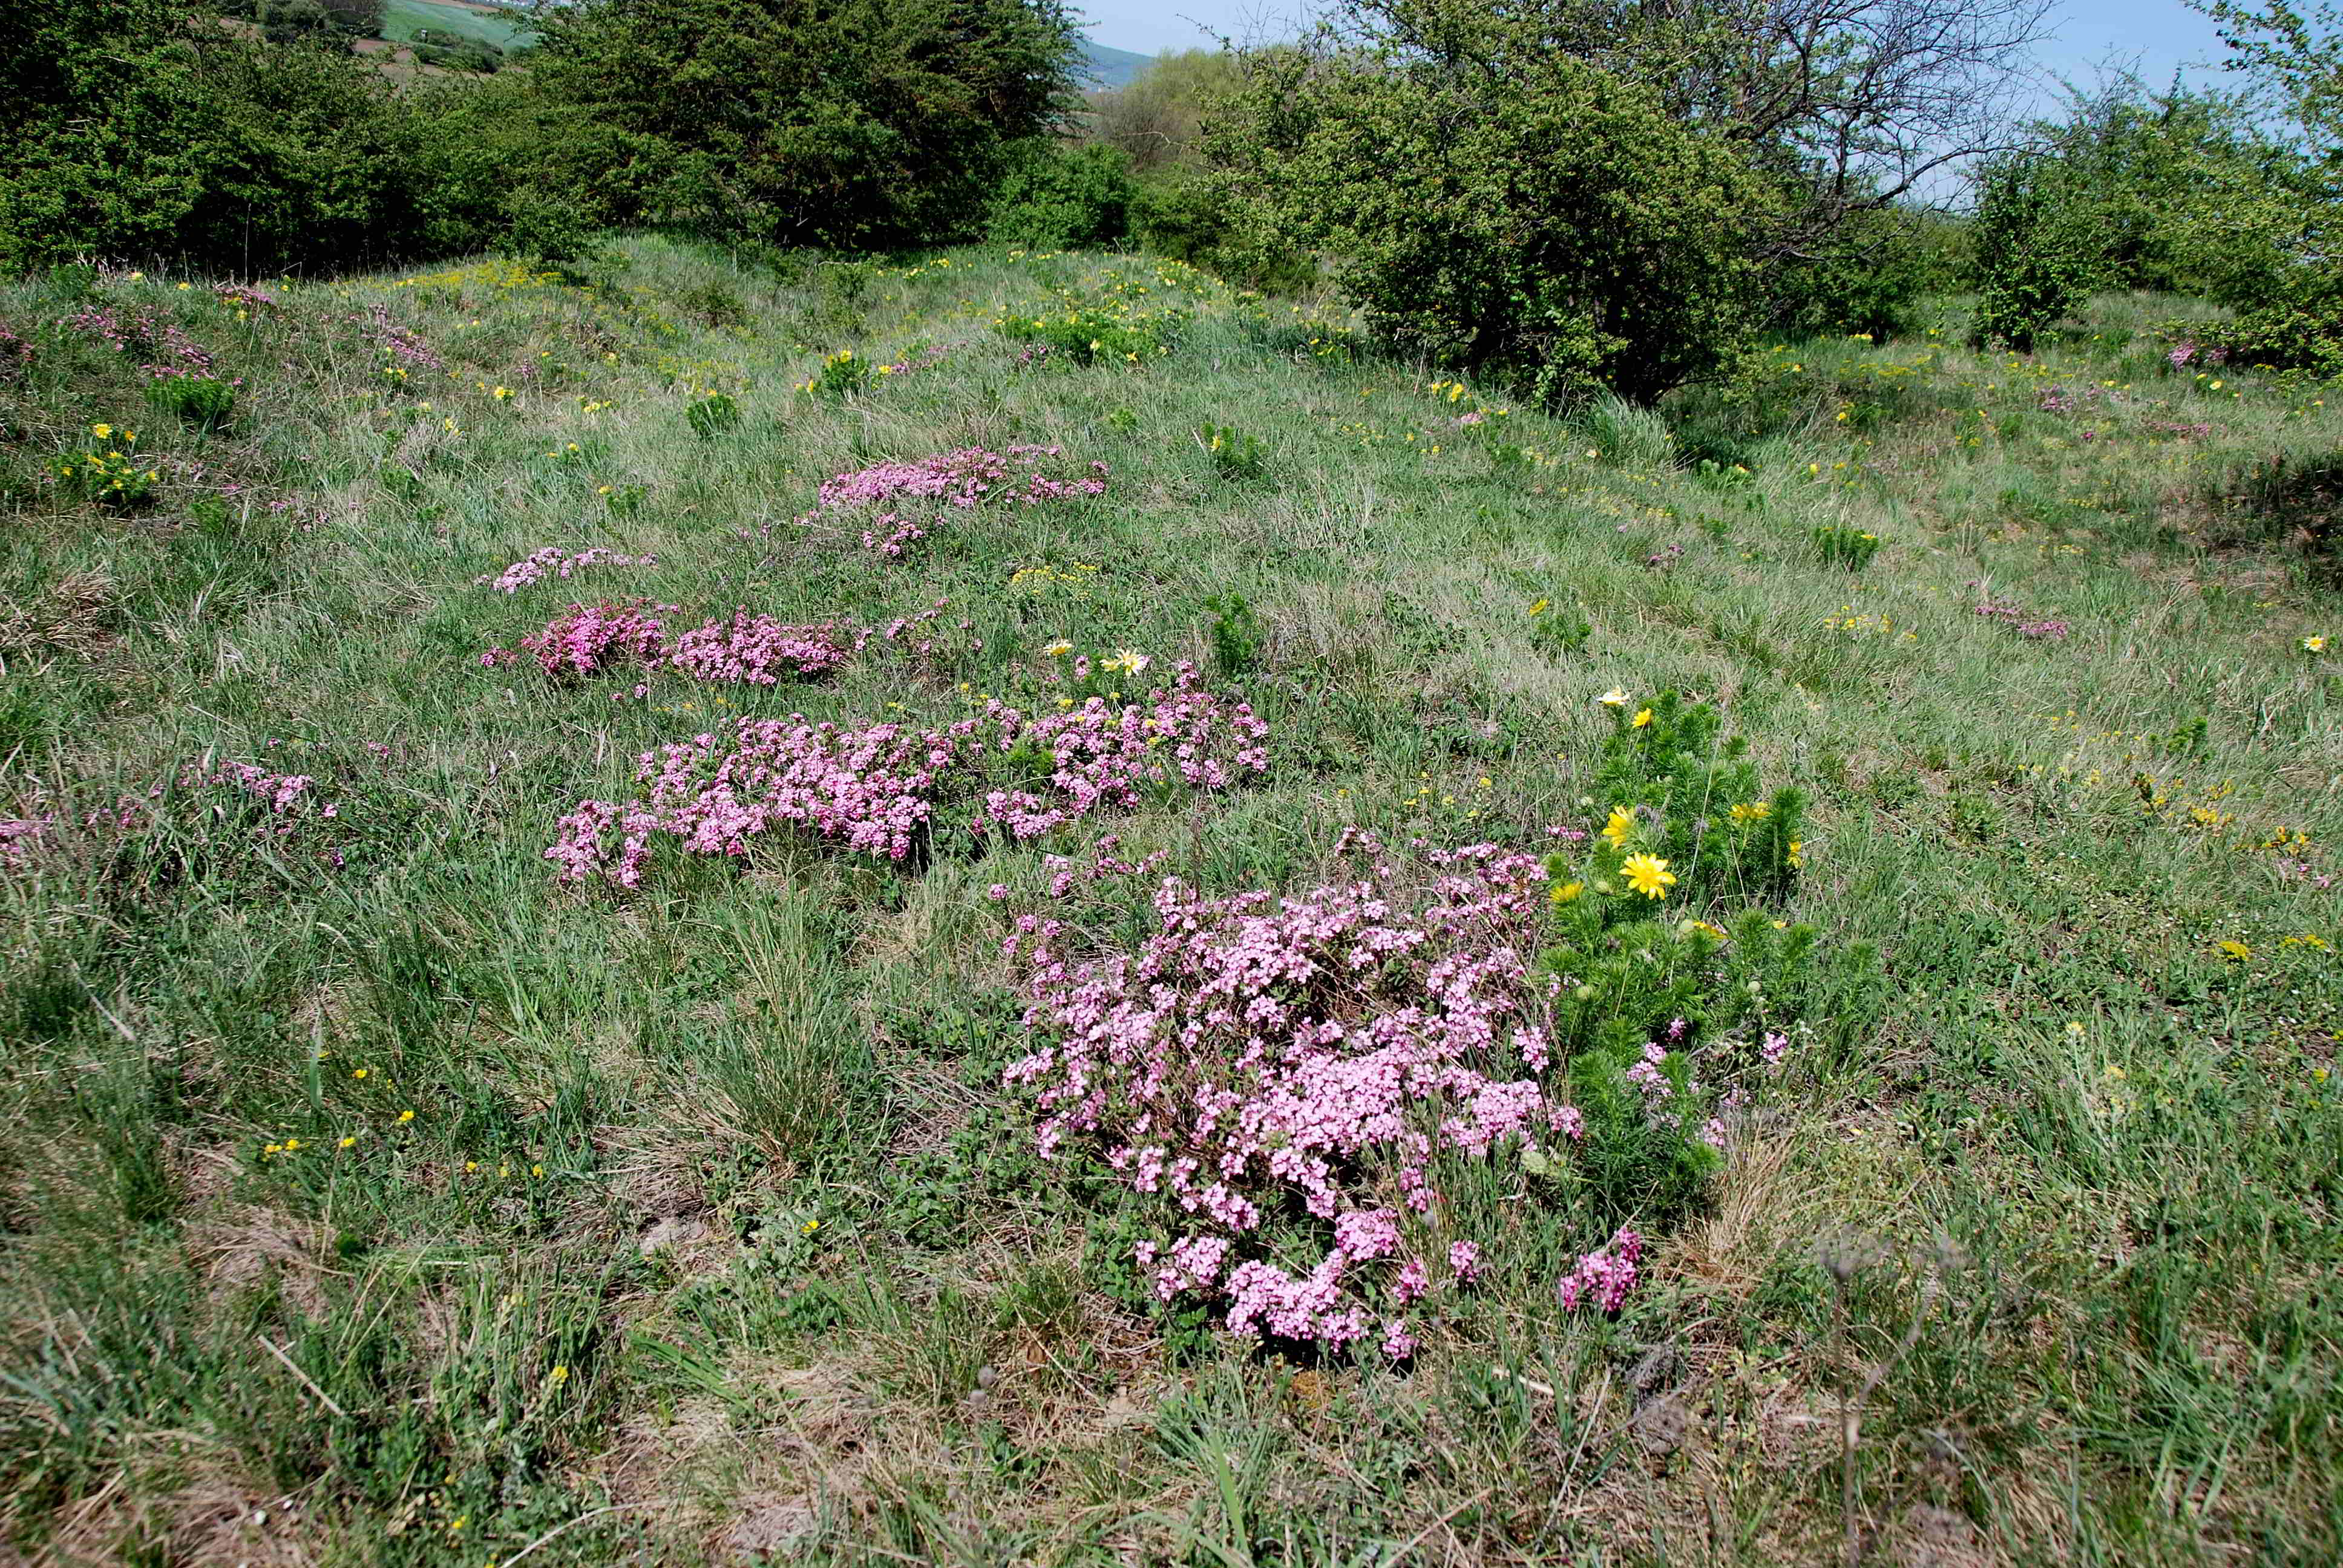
[1813,524,1883,570]
[1202,592,1265,676]
[998,306,1186,366]
[1198,424,1267,483]
[57,424,156,511]
[684,391,741,436]
[799,350,867,399]
[145,374,235,431]
[1105,406,1139,433]
[1525,594,1592,657]
[600,483,646,515]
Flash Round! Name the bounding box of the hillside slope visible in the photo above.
[0,238,2338,1563]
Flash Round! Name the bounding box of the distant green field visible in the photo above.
[380,0,536,51]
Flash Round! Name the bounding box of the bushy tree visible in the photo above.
[1212,21,1775,402]
[1291,0,2049,335]
[1089,49,1244,172]
[1767,203,1968,338]
[986,142,1137,249]
[0,1,517,273]
[2181,1,2343,370]
[1968,152,2102,351]
[528,0,1084,249]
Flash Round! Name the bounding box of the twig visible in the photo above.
[255,1335,349,1419]
[498,1503,644,1566]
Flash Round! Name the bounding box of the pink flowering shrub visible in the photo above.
[477,546,658,594]
[484,600,865,688]
[545,664,1267,884]
[1971,586,2072,642]
[1558,1228,1643,1313]
[64,306,215,379]
[666,610,867,685]
[790,445,1109,558]
[499,599,673,678]
[998,703,1876,1359]
[1004,834,1571,1357]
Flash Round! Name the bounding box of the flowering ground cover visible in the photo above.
[0,241,2337,1564]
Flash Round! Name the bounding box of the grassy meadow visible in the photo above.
[0,237,2339,1565]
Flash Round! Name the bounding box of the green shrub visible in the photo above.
[798,350,867,399]
[684,393,740,437]
[1769,206,1968,340]
[1970,152,2102,352]
[1196,424,1267,484]
[1813,525,1883,570]
[987,142,1136,249]
[527,0,1084,249]
[998,307,1185,366]
[1212,26,1772,403]
[1129,169,1316,293]
[145,375,235,432]
[1201,592,1265,676]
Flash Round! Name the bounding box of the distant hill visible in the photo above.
[1077,38,1153,90]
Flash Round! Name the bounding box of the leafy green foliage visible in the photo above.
[986,142,1138,249]
[529,0,1084,250]
[1201,590,1265,675]
[146,375,235,431]
[1813,524,1882,570]
[1212,13,1772,403]
[1767,206,1968,341]
[683,391,740,437]
[1196,423,1266,483]
[1970,154,2101,352]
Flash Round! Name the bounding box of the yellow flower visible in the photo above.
[2218,939,2252,961]
[1602,806,1635,849]
[1041,639,1073,657]
[398,1109,415,1123]
[1621,854,1676,899]
[1729,801,1770,823]
[352,1068,368,1080]
[90,422,111,439]
[338,1136,356,1149]
[1788,840,1804,867]
[1631,708,1653,729]
[801,1218,820,1235]
[2305,636,2329,654]
[1550,881,1583,904]
[1598,687,1630,707]
[1527,597,1550,616]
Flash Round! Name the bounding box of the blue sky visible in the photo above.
[1079,1,2246,99]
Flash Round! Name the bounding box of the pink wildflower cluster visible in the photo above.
[1001,832,1584,1356]
[64,306,216,379]
[2168,340,2227,368]
[358,304,443,371]
[0,320,31,376]
[214,283,278,312]
[177,759,330,823]
[884,343,953,375]
[546,664,1266,885]
[1971,586,2071,642]
[477,546,658,593]
[1,816,51,870]
[1557,1227,1643,1313]
[792,445,1109,557]
[485,599,864,688]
